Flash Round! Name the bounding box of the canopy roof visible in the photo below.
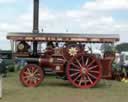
[7,32,119,43]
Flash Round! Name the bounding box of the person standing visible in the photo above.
[0,56,7,77]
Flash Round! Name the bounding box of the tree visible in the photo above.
[100,43,114,53]
[116,43,128,53]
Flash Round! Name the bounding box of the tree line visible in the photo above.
[100,43,128,53]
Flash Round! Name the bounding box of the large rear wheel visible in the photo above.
[20,64,44,87]
[66,53,102,88]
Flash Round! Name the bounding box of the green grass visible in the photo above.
[1,72,128,102]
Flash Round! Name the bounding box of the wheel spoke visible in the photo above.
[88,65,98,70]
[33,69,39,74]
[89,70,99,74]
[36,78,40,81]
[26,68,31,74]
[75,58,82,68]
[85,58,89,66]
[73,73,81,82]
[71,63,80,69]
[35,73,41,76]
[35,77,40,80]
[24,78,30,84]
[82,75,88,85]
[33,77,38,84]
[70,72,80,77]
[23,75,30,79]
[87,59,95,67]
[31,67,35,73]
[70,68,80,72]
[79,77,83,86]
[88,73,97,79]
[24,71,30,75]
[81,56,85,65]
[86,75,93,84]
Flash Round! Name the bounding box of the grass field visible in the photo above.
[0,72,128,102]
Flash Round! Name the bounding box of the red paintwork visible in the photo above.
[100,59,113,79]
[101,53,115,79]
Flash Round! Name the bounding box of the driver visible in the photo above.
[46,41,54,55]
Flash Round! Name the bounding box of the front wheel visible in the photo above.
[20,64,44,87]
[66,53,102,88]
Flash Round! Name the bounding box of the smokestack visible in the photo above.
[33,0,39,33]
[33,0,39,56]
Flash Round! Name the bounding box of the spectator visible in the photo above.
[15,59,27,71]
[0,55,7,77]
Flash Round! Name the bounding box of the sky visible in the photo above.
[0,0,128,50]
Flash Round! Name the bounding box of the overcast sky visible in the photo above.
[0,0,128,50]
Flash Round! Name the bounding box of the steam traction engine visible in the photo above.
[7,33,119,88]
[7,0,119,88]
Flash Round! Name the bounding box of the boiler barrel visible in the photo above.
[15,57,53,67]
[15,58,39,63]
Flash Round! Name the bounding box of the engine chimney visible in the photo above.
[33,0,39,33]
[33,0,39,56]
